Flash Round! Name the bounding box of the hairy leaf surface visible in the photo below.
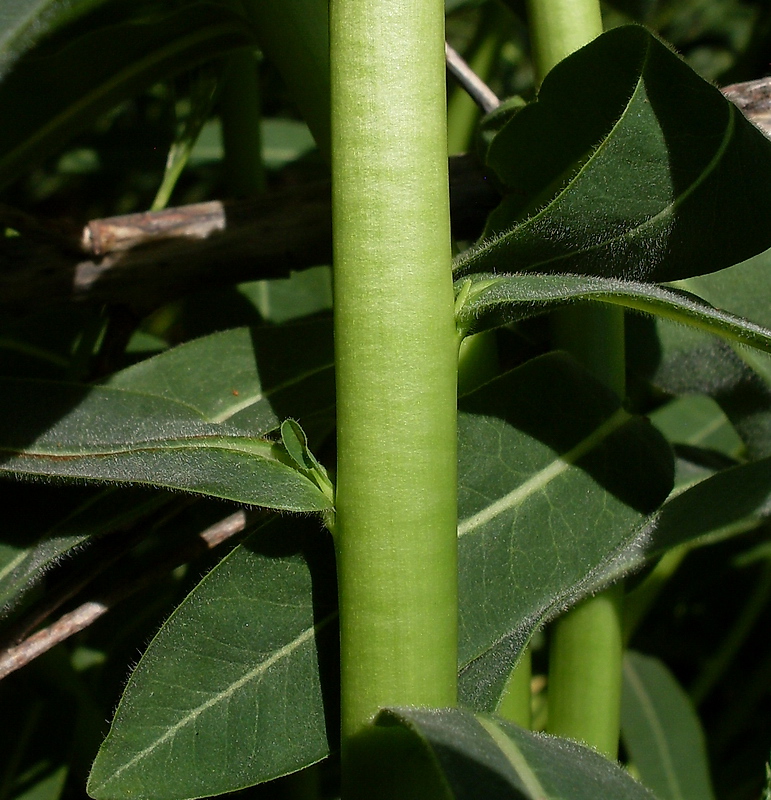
[87,518,338,800]
[378,707,656,799]
[455,25,771,282]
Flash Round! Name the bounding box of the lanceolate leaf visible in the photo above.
[103,319,335,440]
[0,0,100,81]
[622,651,716,800]
[0,2,256,189]
[0,486,168,614]
[0,377,330,511]
[88,518,339,800]
[456,353,674,710]
[589,455,771,599]
[377,707,656,799]
[454,25,771,283]
[455,273,771,355]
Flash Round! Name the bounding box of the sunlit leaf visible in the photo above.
[456,353,674,709]
[455,272,771,355]
[455,25,771,282]
[87,517,338,800]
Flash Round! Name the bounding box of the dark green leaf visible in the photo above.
[378,707,656,799]
[0,377,330,511]
[597,456,771,592]
[87,518,338,800]
[456,353,674,709]
[104,320,335,442]
[0,2,255,189]
[622,651,716,800]
[454,25,771,282]
[0,486,168,614]
[455,272,771,355]
[0,0,101,81]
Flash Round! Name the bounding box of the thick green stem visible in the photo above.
[526,0,602,81]
[527,0,626,760]
[330,0,458,790]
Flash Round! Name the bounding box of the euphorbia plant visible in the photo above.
[3,0,771,798]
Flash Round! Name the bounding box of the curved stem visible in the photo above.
[330,0,458,792]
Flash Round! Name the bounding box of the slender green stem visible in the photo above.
[243,0,331,160]
[690,560,771,706]
[547,582,624,759]
[330,0,457,792]
[526,0,602,81]
[220,49,266,196]
[526,0,626,760]
[496,649,532,728]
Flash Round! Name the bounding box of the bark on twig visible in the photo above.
[2,79,770,319]
[0,156,500,318]
[0,510,249,680]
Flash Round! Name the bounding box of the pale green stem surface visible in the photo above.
[330,0,458,789]
[528,0,626,760]
[547,582,624,758]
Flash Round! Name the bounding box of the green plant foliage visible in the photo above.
[0,487,168,613]
[622,650,716,800]
[456,353,673,709]
[455,25,771,282]
[376,707,657,798]
[87,517,338,800]
[0,0,103,80]
[455,272,771,353]
[103,320,335,440]
[0,2,256,189]
[0,377,330,510]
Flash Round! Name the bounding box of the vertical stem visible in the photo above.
[244,0,331,160]
[526,0,602,81]
[220,50,266,196]
[496,650,532,728]
[330,0,458,792]
[527,0,626,760]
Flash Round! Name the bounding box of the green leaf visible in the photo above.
[596,456,771,594]
[377,707,656,799]
[650,395,743,464]
[104,319,335,441]
[0,0,101,80]
[455,273,771,355]
[0,2,255,189]
[87,517,338,800]
[456,353,674,709]
[0,377,330,511]
[622,651,716,800]
[454,25,771,283]
[0,486,168,614]
[627,316,771,459]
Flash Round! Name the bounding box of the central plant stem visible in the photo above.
[330,0,458,789]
